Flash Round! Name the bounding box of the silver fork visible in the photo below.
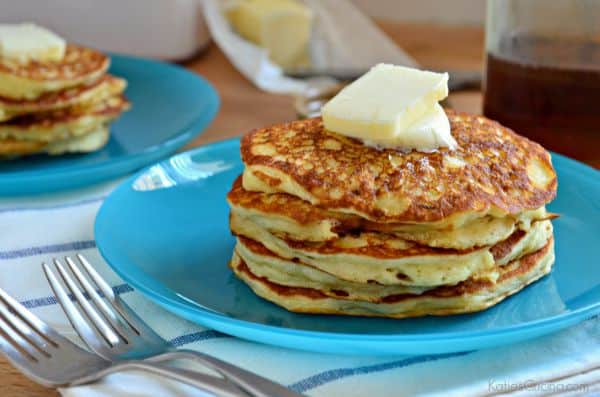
[0,286,248,396]
[43,254,302,397]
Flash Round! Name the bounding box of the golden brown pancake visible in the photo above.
[228,109,558,318]
[231,210,552,286]
[230,237,555,318]
[0,124,110,157]
[233,228,550,302]
[0,137,45,156]
[240,111,557,225]
[228,176,554,248]
[0,75,126,122]
[235,235,432,300]
[0,95,130,143]
[0,44,110,100]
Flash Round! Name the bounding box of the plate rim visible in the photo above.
[95,139,600,348]
[0,54,220,194]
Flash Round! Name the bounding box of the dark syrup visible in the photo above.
[483,36,600,162]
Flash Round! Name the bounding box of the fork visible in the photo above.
[0,286,249,396]
[43,254,302,397]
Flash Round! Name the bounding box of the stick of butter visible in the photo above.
[363,103,456,151]
[322,64,455,151]
[227,0,312,69]
[0,23,66,63]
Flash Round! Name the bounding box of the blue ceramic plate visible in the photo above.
[95,139,600,355]
[0,54,219,195]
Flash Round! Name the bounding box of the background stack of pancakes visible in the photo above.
[0,45,129,158]
[227,111,558,318]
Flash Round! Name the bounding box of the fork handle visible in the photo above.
[71,361,250,397]
[148,350,303,397]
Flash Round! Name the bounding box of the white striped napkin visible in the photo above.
[0,179,598,397]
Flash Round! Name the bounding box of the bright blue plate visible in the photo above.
[0,54,219,195]
[95,139,600,355]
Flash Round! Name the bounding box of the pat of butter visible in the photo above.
[227,0,312,68]
[363,104,456,151]
[322,63,456,151]
[0,23,66,63]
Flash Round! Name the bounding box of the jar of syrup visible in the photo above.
[483,0,600,164]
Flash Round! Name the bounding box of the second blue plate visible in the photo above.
[95,139,600,355]
[0,54,219,195]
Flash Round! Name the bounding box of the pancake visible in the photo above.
[234,219,552,301]
[231,210,552,286]
[240,111,557,226]
[0,136,44,156]
[44,124,110,155]
[229,237,555,318]
[228,176,553,248]
[0,124,109,157]
[235,221,552,301]
[235,236,431,301]
[0,75,126,122]
[0,95,129,143]
[0,45,110,100]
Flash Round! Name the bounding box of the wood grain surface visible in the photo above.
[1,21,595,397]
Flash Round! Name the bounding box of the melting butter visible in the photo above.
[364,104,456,151]
[321,63,457,152]
[0,23,65,62]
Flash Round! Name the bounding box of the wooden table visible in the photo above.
[0,21,593,396]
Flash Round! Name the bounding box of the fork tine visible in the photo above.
[52,258,122,346]
[76,254,140,334]
[64,256,126,334]
[77,254,115,300]
[0,291,249,397]
[72,256,302,397]
[43,263,116,358]
[0,287,60,343]
[0,308,43,362]
[0,323,36,373]
[0,286,95,355]
[0,301,51,356]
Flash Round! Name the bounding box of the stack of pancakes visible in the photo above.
[0,45,129,158]
[227,111,558,318]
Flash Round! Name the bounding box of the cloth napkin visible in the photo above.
[0,179,599,397]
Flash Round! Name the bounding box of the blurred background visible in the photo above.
[0,0,485,60]
[355,0,484,24]
[1,0,597,166]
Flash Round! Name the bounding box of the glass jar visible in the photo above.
[483,0,600,163]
